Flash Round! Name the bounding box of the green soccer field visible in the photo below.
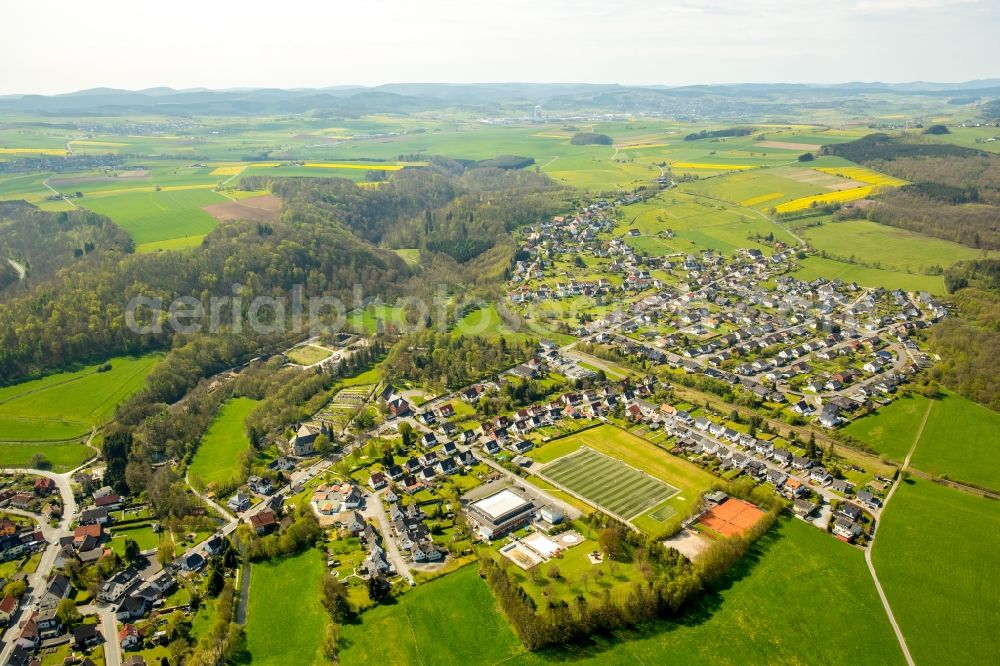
[539,447,679,519]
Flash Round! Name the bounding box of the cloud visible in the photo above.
[853,0,980,12]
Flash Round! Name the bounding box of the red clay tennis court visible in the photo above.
[699,498,765,537]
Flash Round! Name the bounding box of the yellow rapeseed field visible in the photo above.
[618,143,670,150]
[774,185,880,213]
[302,163,403,170]
[69,140,129,147]
[0,147,67,155]
[741,192,784,207]
[815,166,908,187]
[671,161,755,171]
[210,165,246,176]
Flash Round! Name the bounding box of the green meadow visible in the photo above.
[80,187,227,251]
[910,390,1000,490]
[790,255,946,293]
[188,397,259,489]
[616,192,798,255]
[339,565,525,665]
[245,549,328,666]
[842,393,932,462]
[0,354,160,442]
[0,441,93,472]
[800,219,983,274]
[873,480,1000,665]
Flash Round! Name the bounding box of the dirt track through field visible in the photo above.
[864,399,930,666]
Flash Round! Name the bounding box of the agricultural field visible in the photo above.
[790,255,947,294]
[527,425,717,534]
[339,565,525,665]
[842,393,931,462]
[845,389,1000,489]
[188,397,259,490]
[616,192,799,256]
[799,219,982,274]
[909,390,1000,490]
[0,354,160,443]
[873,480,1000,665]
[538,447,678,520]
[245,549,328,666]
[79,187,227,252]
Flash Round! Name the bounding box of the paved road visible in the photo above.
[76,605,122,666]
[0,468,79,665]
[363,489,411,580]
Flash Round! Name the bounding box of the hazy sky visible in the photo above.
[2,0,997,94]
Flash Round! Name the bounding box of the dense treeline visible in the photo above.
[570,132,612,145]
[821,133,984,162]
[0,211,410,382]
[984,99,1000,119]
[482,508,779,651]
[270,170,457,245]
[264,164,569,266]
[471,154,536,170]
[384,331,535,390]
[859,190,1000,250]
[0,202,132,297]
[385,166,568,256]
[684,127,753,141]
[929,287,1000,411]
[871,154,1000,205]
[945,259,1000,292]
[0,260,17,292]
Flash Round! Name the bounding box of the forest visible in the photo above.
[930,280,1000,411]
[0,164,566,382]
[0,202,133,295]
[384,331,535,390]
[825,135,1000,250]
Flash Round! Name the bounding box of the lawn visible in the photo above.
[0,441,93,472]
[872,479,999,664]
[286,344,333,366]
[339,565,525,665]
[538,448,678,519]
[245,549,329,666]
[528,425,717,534]
[188,397,259,489]
[80,187,227,250]
[842,392,932,462]
[910,390,1000,490]
[0,354,160,443]
[108,523,160,556]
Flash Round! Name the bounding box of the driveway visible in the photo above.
[362,490,412,580]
